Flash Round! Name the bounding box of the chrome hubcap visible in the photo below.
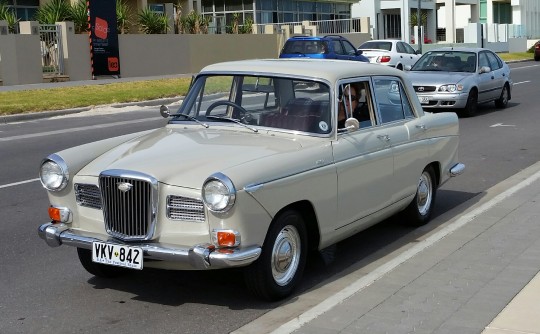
[271,225,301,286]
[417,171,433,216]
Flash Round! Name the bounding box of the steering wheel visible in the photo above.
[205,101,248,121]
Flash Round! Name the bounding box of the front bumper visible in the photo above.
[416,92,468,109]
[38,222,261,270]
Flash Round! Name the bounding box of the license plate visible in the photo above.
[92,241,143,270]
[419,96,429,104]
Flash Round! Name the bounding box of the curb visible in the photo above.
[0,96,181,124]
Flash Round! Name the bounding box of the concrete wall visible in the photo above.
[0,34,42,86]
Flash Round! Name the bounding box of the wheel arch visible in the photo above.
[271,200,320,252]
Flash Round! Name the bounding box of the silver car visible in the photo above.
[37,59,464,301]
[406,47,513,117]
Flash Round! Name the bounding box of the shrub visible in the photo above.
[35,0,71,24]
[137,7,168,34]
[0,1,19,33]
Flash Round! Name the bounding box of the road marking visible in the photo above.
[270,168,540,334]
[0,118,158,142]
[513,80,531,85]
[513,65,539,70]
[0,178,40,189]
[490,123,516,127]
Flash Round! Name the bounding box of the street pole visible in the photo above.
[417,0,422,53]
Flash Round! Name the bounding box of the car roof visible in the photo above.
[199,58,403,83]
[286,35,346,41]
[425,47,487,53]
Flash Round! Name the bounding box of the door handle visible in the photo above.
[377,134,390,141]
[416,124,426,130]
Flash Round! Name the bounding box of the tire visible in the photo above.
[495,84,509,108]
[77,248,129,278]
[404,166,437,227]
[535,54,540,61]
[244,210,307,301]
[459,89,478,117]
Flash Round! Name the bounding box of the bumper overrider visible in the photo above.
[38,222,262,270]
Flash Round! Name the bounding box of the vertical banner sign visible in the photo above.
[88,0,120,77]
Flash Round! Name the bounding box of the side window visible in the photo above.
[372,77,414,124]
[403,42,416,54]
[333,40,344,55]
[485,51,502,70]
[337,80,374,129]
[396,42,406,54]
[342,40,357,56]
[479,52,490,69]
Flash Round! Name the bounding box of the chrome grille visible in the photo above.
[74,184,102,209]
[167,195,205,222]
[99,171,157,241]
[414,86,437,93]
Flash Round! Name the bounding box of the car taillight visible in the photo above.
[535,44,540,49]
[379,56,391,63]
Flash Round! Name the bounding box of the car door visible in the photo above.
[477,51,499,102]
[371,76,429,204]
[332,79,394,234]
[484,50,506,100]
[400,42,421,67]
[342,39,361,61]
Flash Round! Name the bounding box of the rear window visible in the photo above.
[359,41,392,51]
[282,40,328,54]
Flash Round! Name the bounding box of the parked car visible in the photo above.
[38,59,464,301]
[534,40,540,61]
[358,39,421,70]
[279,35,369,62]
[406,47,513,117]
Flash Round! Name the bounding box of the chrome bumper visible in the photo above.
[449,162,465,177]
[38,222,261,270]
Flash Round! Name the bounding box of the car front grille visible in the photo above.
[414,86,437,93]
[75,184,102,209]
[99,171,158,241]
[167,195,205,222]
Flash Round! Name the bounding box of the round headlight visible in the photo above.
[202,173,236,212]
[39,155,69,192]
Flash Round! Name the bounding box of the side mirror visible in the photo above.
[404,65,412,71]
[479,66,491,74]
[344,118,360,131]
[357,49,363,55]
[159,105,170,118]
[415,50,422,55]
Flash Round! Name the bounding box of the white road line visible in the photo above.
[270,168,540,334]
[513,80,531,85]
[0,178,40,189]
[0,118,158,142]
[512,64,540,70]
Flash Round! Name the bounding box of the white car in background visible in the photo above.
[358,39,422,70]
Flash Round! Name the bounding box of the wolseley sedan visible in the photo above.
[407,47,512,117]
[38,59,464,301]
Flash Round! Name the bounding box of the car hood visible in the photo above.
[407,71,469,85]
[77,126,313,189]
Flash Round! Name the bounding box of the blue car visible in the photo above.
[279,35,369,62]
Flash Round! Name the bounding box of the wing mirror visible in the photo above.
[479,66,491,74]
[160,105,170,118]
[344,118,360,131]
[404,65,412,71]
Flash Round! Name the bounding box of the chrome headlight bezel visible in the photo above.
[39,154,69,192]
[438,84,464,93]
[202,172,236,213]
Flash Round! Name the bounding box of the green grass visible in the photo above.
[0,52,534,116]
[0,78,192,115]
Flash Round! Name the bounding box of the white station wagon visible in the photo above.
[38,59,464,301]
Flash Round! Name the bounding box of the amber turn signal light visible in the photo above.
[217,231,236,247]
[48,206,71,223]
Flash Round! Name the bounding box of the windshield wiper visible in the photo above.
[206,115,258,133]
[170,113,209,128]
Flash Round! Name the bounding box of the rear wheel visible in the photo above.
[459,89,478,117]
[404,166,437,226]
[495,84,509,108]
[244,210,307,301]
[77,248,129,278]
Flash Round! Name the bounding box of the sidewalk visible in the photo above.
[235,161,540,334]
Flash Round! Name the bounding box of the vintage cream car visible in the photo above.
[38,59,464,301]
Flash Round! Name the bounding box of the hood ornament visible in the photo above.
[117,182,133,193]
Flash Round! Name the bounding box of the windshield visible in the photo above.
[411,51,477,73]
[173,74,332,134]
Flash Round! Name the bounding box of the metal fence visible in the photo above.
[252,18,364,35]
[39,24,64,75]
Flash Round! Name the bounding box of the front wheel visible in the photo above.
[244,210,307,301]
[77,248,129,278]
[459,89,478,117]
[403,166,437,226]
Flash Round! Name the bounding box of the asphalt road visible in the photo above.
[1,61,539,334]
